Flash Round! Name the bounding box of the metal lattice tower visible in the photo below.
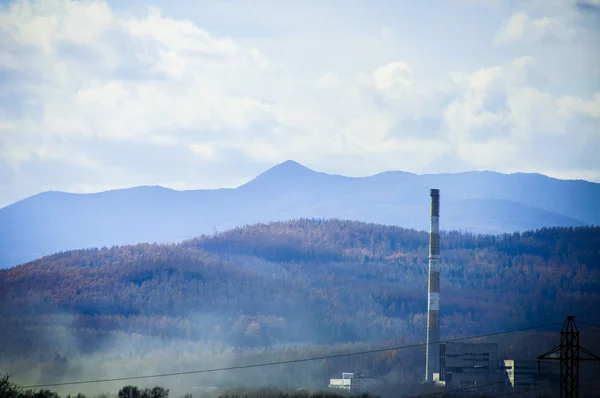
[538,316,600,398]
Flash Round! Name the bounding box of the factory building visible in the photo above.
[418,189,559,395]
[435,342,503,390]
[328,372,385,394]
[503,359,554,389]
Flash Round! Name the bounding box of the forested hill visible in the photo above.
[3,160,600,268]
[1,220,599,358]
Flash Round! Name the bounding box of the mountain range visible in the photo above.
[1,160,599,268]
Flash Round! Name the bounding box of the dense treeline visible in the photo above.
[1,220,599,352]
[0,375,371,398]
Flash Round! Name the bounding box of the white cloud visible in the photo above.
[0,0,598,207]
[380,26,394,39]
[456,139,521,168]
[533,168,600,182]
[316,74,341,88]
[494,11,577,44]
[189,143,215,160]
[372,62,414,91]
[372,62,453,122]
[0,0,275,154]
[443,56,600,171]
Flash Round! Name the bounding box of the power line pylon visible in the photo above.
[537,316,600,398]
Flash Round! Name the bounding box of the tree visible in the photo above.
[141,387,168,398]
[32,391,59,398]
[0,374,21,398]
[118,386,141,398]
[18,390,59,398]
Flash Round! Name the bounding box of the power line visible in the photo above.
[489,382,559,398]
[413,375,600,398]
[409,375,538,398]
[411,369,600,398]
[22,322,561,389]
[489,376,600,398]
[579,320,600,329]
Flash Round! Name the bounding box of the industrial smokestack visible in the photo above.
[425,188,440,383]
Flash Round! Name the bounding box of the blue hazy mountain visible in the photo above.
[1,160,597,268]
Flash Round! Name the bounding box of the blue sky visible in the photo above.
[0,0,599,207]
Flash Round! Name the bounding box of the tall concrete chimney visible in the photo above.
[425,188,440,383]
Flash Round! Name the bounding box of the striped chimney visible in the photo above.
[425,189,440,383]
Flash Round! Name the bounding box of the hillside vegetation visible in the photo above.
[2,220,599,348]
[1,220,599,393]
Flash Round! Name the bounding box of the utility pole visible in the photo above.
[537,316,600,398]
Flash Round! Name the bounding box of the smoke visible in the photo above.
[5,309,593,398]
[0,310,357,397]
[0,309,435,398]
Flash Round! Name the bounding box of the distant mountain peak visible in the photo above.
[273,159,313,172]
[258,160,316,179]
[237,160,324,191]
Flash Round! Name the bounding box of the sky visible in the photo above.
[0,0,599,207]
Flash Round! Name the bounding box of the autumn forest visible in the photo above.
[1,220,599,395]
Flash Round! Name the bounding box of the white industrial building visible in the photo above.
[328,372,354,390]
[328,372,385,393]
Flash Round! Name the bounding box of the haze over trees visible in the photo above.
[1,220,599,394]
[1,375,366,398]
[2,160,599,268]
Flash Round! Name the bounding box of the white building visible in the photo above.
[328,372,385,393]
[328,372,353,390]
